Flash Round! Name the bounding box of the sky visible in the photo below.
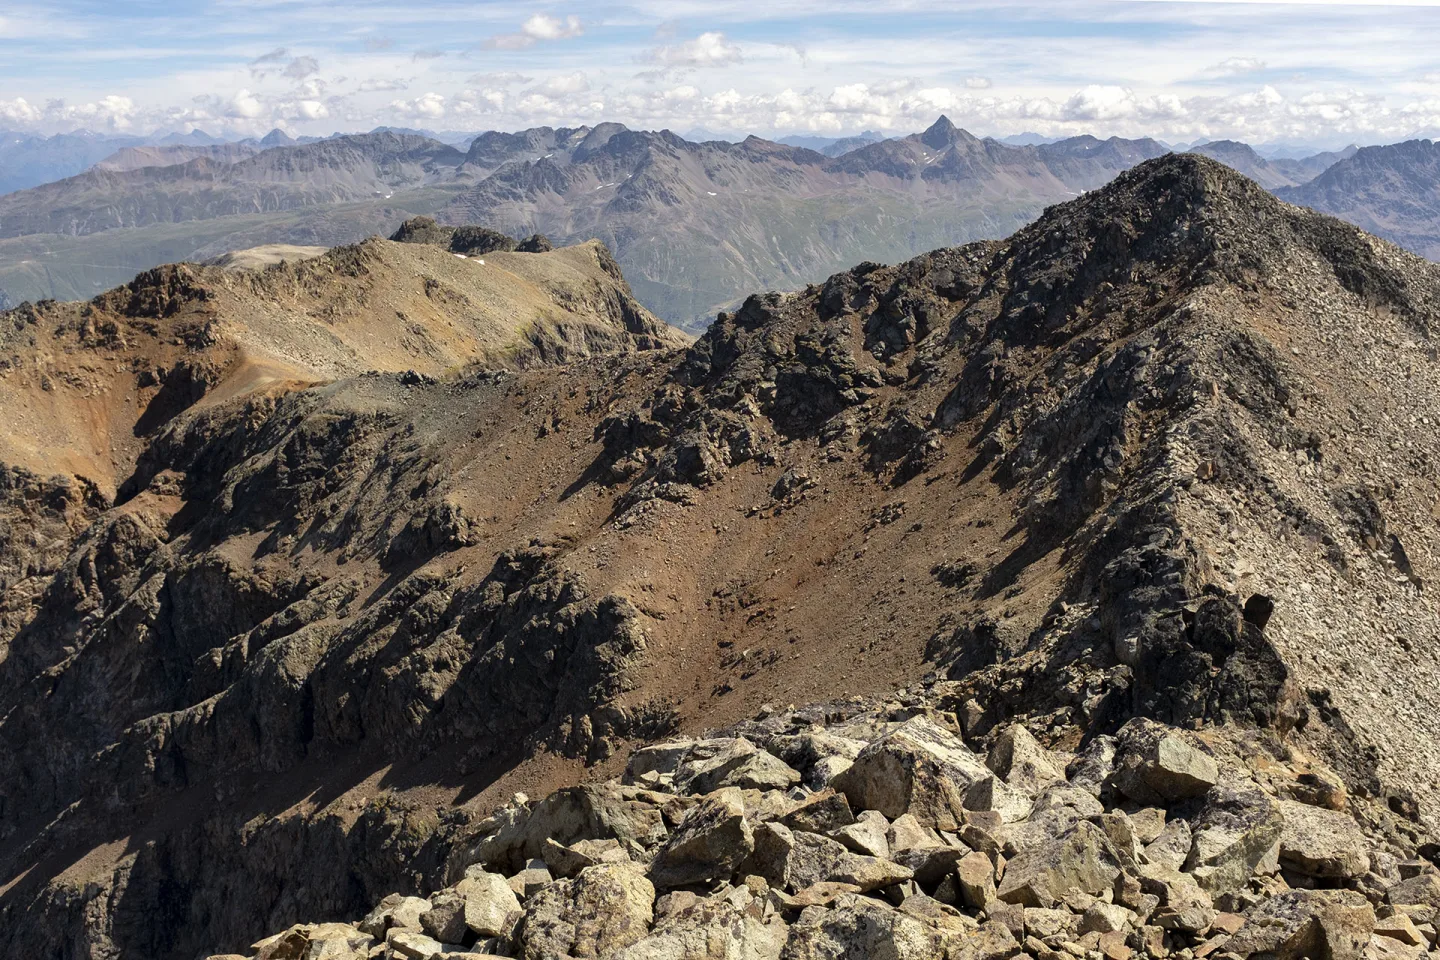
[3,1,1440,148]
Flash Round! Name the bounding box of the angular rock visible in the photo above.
[253,923,373,960]
[780,893,944,960]
[676,738,802,794]
[783,830,914,893]
[1388,872,1440,910]
[777,790,856,834]
[649,787,754,889]
[957,850,997,909]
[1142,818,1192,872]
[420,891,470,944]
[1223,889,1375,960]
[613,884,786,960]
[387,929,453,960]
[1137,864,1215,934]
[1110,720,1219,805]
[831,716,1002,831]
[832,809,890,859]
[542,836,632,879]
[359,895,432,937]
[1277,799,1370,879]
[520,862,655,960]
[1184,784,1284,895]
[510,859,554,898]
[995,821,1122,909]
[988,725,1065,794]
[455,867,523,938]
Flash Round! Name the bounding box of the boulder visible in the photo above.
[783,830,914,893]
[253,923,373,960]
[777,790,855,834]
[463,784,667,875]
[612,884,787,960]
[649,787,754,889]
[1223,889,1375,960]
[987,725,1065,794]
[520,862,655,960]
[676,738,802,793]
[957,850,997,909]
[1277,799,1370,879]
[387,929,455,960]
[1388,872,1440,910]
[1110,720,1219,805]
[1184,784,1284,895]
[359,895,432,937]
[1142,817,1192,871]
[542,837,632,878]
[832,809,890,859]
[995,821,1122,909]
[454,867,523,938]
[780,893,944,960]
[420,891,470,944]
[509,859,554,898]
[1137,864,1215,934]
[832,716,1006,830]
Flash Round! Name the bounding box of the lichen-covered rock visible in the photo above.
[1277,799,1370,879]
[1109,720,1219,805]
[1183,784,1283,895]
[995,821,1122,908]
[780,894,943,960]
[649,788,754,889]
[1223,889,1376,960]
[520,861,656,960]
[612,884,787,960]
[454,866,523,938]
[832,717,1009,831]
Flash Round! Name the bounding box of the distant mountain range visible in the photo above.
[1277,138,1440,260]
[0,118,1435,328]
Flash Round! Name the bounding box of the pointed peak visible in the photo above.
[921,115,965,149]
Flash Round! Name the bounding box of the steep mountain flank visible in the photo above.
[1279,139,1440,260]
[0,155,1438,958]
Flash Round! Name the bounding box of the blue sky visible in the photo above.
[3,1,1440,146]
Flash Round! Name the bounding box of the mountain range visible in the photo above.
[0,119,1436,331]
[1,153,1438,958]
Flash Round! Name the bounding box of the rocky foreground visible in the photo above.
[227,683,1437,960]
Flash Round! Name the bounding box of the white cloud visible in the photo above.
[1208,57,1268,77]
[486,13,583,50]
[965,77,992,90]
[648,32,742,69]
[229,89,264,119]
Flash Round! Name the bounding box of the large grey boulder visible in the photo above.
[1222,889,1375,960]
[676,738,802,794]
[649,787,754,889]
[612,884,787,960]
[1184,784,1284,895]
[995,821,1122,908]
[780,893,944,960]
[358,894,431,937]
[832,717,1016,831]
[454,866,523,938]
[1277,799,1370,879]
[1110,719,1219,805]
[520,861,655,960]
[987,725,1065,794]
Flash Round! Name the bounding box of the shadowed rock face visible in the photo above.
[1,154,1439,958]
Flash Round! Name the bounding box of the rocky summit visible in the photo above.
[1,153,1439,960]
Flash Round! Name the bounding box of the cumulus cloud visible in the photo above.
[486,13,583,50]
[966,77,992,90]
[229,89,264,119]
[648,32,742,69]
[358,78,409,93]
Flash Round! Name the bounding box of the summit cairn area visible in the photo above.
[229,688,1435,960]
